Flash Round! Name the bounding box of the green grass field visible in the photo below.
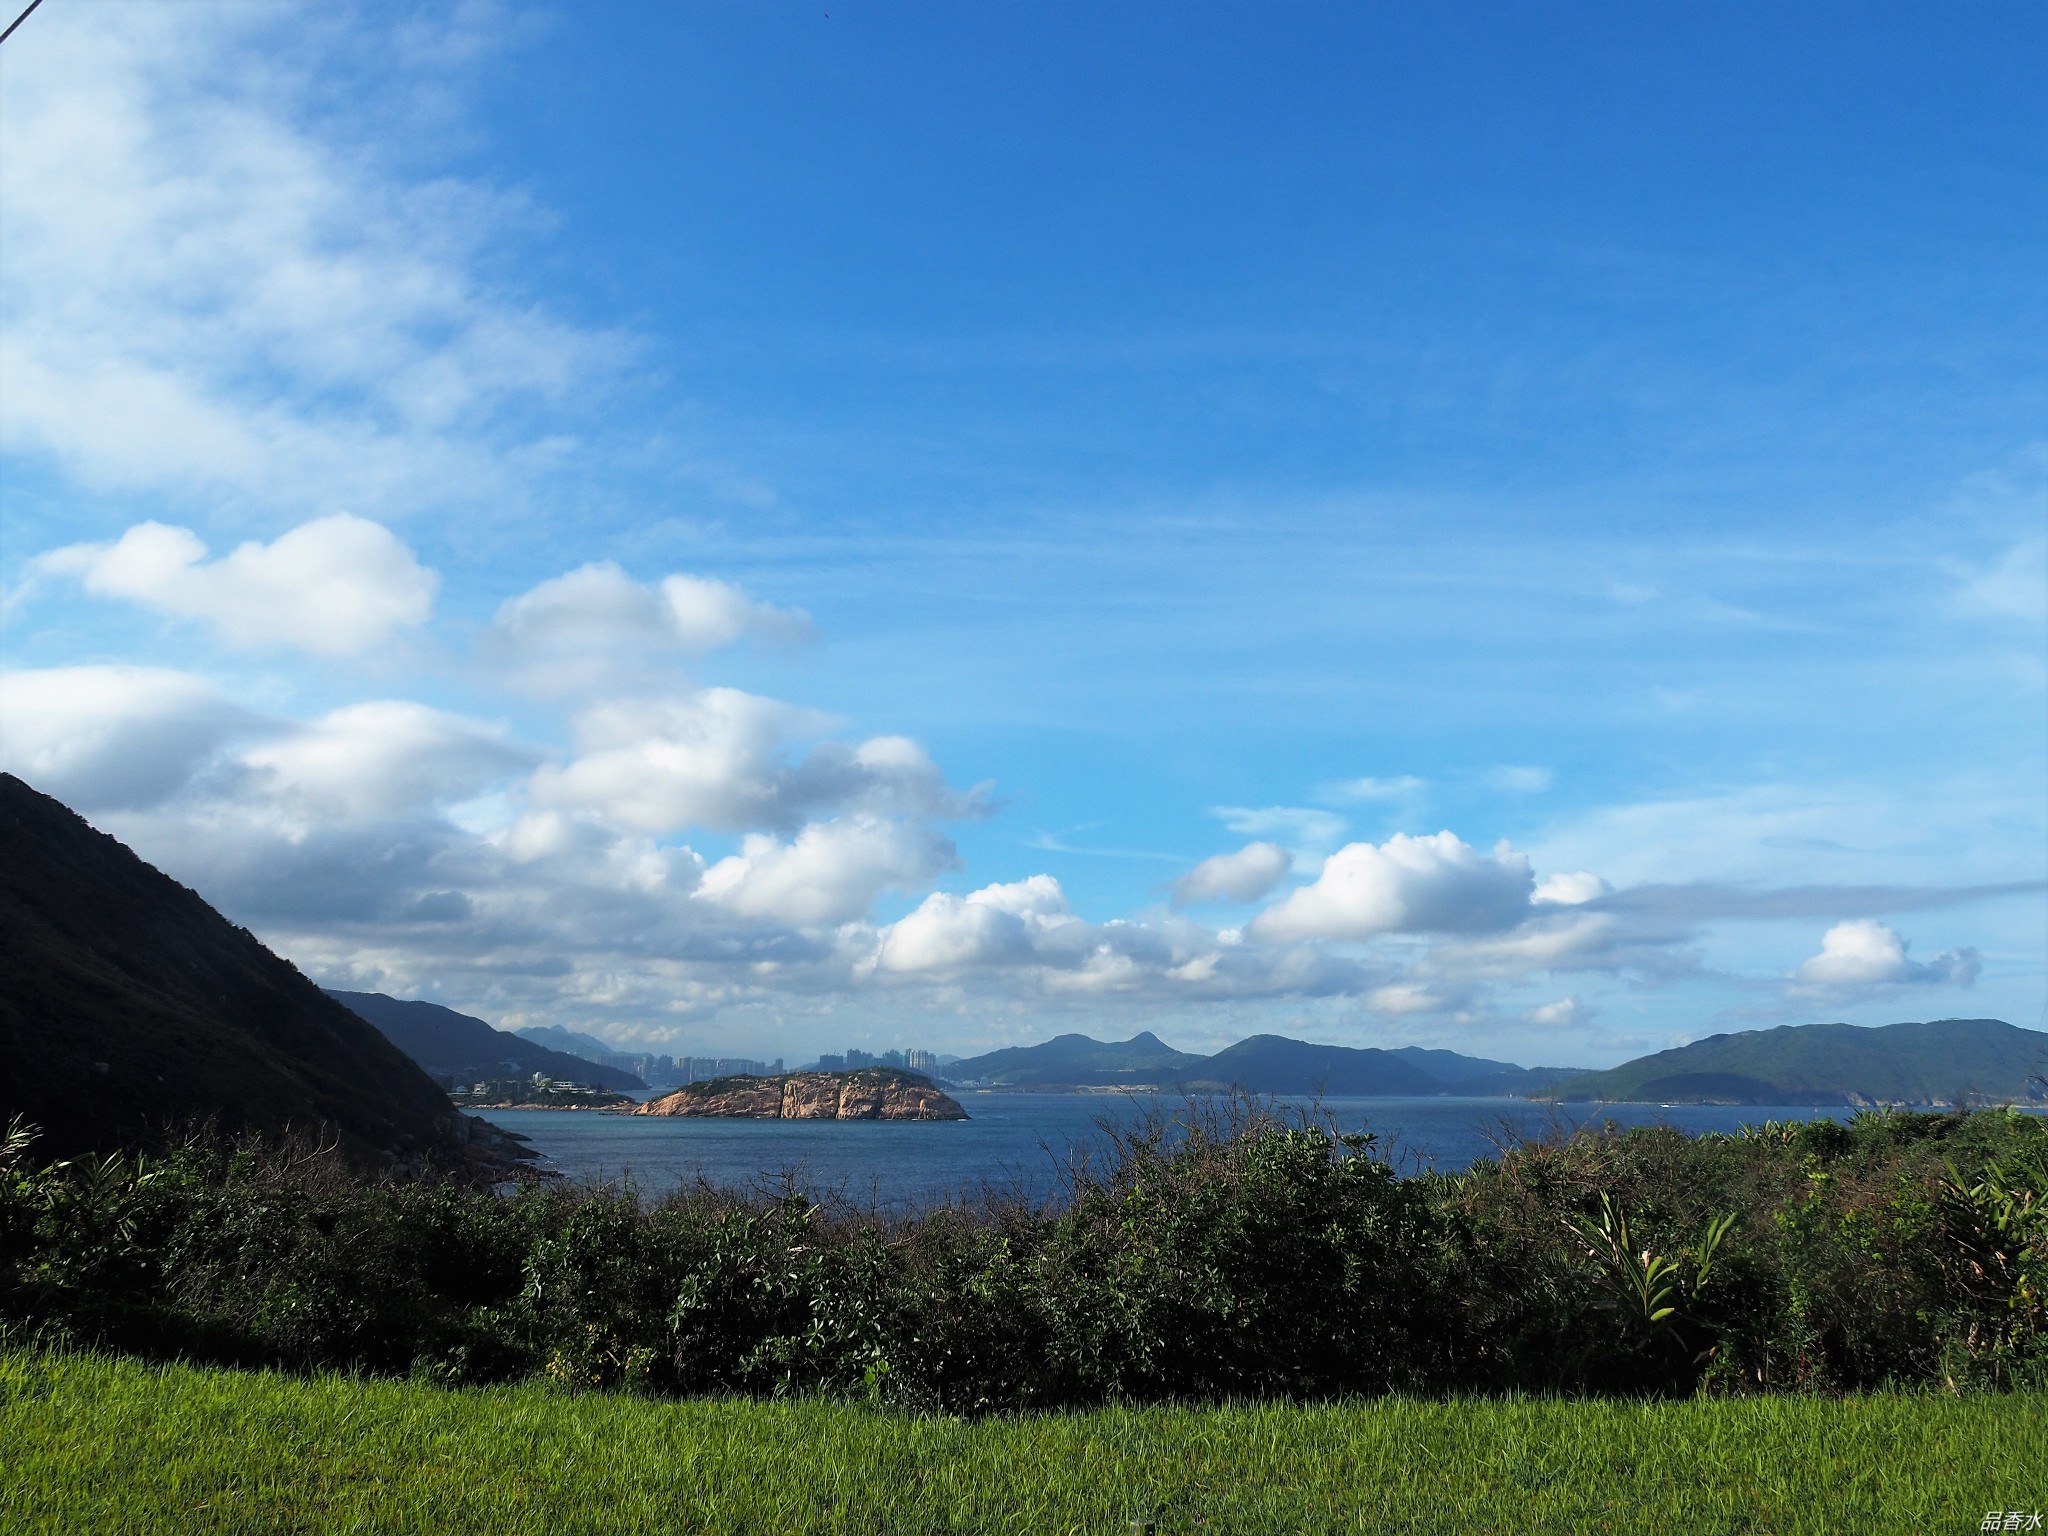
[2,1350,2041,1535]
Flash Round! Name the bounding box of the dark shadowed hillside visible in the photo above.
[1182,1035,1444,1095]
[327,992,644,1091]
[1555,1019,2048,1105]
[1384,1046,1584,1096]
[948,1030,1587,1096]
[0,773,474,1166]
[948,1031,1207,1087]
[514,1023,617,1061]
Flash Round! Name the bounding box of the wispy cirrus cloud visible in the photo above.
[1598,880,2048,921]
[0,1,623,520]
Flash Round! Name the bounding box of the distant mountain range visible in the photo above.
[946,1019,2048,1105]
[0,774,477,1167]
[1555,1019,2048,1106]
[326,992,644,1092]
[946,1031,1579,1097]
[514,1024,617,1061]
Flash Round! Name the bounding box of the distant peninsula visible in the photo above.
[629,1068,968,1121]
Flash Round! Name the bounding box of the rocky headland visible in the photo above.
[627,1068,968,1121]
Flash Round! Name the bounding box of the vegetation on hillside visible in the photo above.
[0,774,463,1167]
[5,1349,2039,1536]
[659,1065,937,1098]
[4,1102,2042,1410]
[947,1029,1574,1094]
[949,1018,2048,1104]
[1556,1019,2048,1105]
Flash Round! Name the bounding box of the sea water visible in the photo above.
[480,1094,1865,1209]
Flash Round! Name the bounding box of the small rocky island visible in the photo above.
[626,1068,968,1121]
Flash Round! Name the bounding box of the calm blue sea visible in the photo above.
[481,1094,1867,1209]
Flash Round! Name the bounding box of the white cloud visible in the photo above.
[1214,804,1349,854]
[1368,982,1463,1016]
[660,573,812,651]
[37,515,436,655]
[0,2,621,514]
[1422,909,1683,982]
[241,701,533,819]
[1534,871,1612,906]
[1528,785,1898,889]
[532,689,975,835]
[1794,920,1982,989]
[486,562,812,692]
[873,875,1371,1001]
[1318,775,1426,804]
[1530,997,1591,1028]
[535,689,820,833]
[1951,538,2047,627]
[697,817,956,926]
[1487,765,1554,793]
[0,665,262,809]
[1171,841,1291,906]
[1249,831,1535,941]
[876,875,1073,972]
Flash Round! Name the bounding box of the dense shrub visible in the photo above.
[1,1103,2041,1409]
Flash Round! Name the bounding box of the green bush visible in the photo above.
[2,1103,2043,1410]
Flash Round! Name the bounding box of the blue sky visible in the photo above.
[2,1,2042,1066]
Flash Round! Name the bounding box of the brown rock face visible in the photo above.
[630,1070,968,1121]
[783,1077,843,1119]
[871,1082,964,1120]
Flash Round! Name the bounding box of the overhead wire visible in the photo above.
[1,0,47,48]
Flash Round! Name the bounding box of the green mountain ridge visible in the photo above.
[1555,1019,2048,1105]
[947,1031,1575,1096]
[948,1030,1207,1085]
[947,1018,2046,1104]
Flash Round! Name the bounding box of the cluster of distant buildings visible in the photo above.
[806,1047,943,1073]
[592,1053,784,1088]
[453,1071,617,1105]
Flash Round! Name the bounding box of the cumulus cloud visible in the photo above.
[1794,920,1982,989]
[0,665,263,809]
[697,817,956,926]
[486,562,813,692]
[876,876,1072,972]
[37,515,437,655]
[241,701,534,819]
[1249,831,1535,941]
[1530,997,1592,1028]
[1171,841,1291,906]
[532,689,978,835]
[872,875,1374,1001]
